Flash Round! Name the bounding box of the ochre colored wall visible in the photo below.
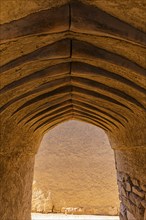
[32,120,119,215]
[1,1,145,219]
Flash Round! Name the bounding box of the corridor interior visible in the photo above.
[0,1,146,220]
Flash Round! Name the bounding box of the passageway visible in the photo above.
[0,1,146,220]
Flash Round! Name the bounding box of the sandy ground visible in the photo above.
[32,213,119,220]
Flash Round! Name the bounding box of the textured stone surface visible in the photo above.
[131,178,140,187]
[141,184,146,192]
[116,170,146,220]
[127,211,136,220]
[32,121,119,215]
[0,0,146,220]
[132,186,145,199]
[141,200,146,209]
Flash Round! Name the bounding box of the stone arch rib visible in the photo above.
[0,0,146,138]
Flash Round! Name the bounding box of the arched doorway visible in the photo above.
[0,1,145,220]
[32,120,119,215]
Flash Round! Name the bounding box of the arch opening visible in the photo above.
[32,120,120,216]
[0,1,146,220]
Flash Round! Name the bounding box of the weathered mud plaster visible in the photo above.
[0,154,35,220]
[0,0,145,219]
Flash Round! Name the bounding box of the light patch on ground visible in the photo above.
[32,213,120,220]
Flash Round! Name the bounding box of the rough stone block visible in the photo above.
[122,186,128,197]
[124,173,130,182]
[125,181,132,192]
[128,192,142,208]
[120,202,127,216]
[120,203,128,220]
[136,207,145,220]
[119,213,128,220]
[141,199,146,209]
[127,210,136,220]
[132,186,145,198]
[121,195,144,220]
[117,172,131,185]
[141,184,146,192]
[131,178,140,187]
[117,172,125,182]
[118,181,127,198]
[124,197,136,215]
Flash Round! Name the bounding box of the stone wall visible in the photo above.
[117,171,146,220]
[1,1,145,219]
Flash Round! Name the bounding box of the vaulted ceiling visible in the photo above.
[0,0,146,153]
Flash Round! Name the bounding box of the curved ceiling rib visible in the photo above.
[27,102,117,131]
[0,1,145,46]
[20,98,123,128]
[1,39,145,77]
[1,61,145,95]
[0,0,146,138]
[1,39,145,112]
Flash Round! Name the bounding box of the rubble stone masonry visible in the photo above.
[117,171,146,220]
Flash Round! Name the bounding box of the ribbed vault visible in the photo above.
[0,1,146,220]
[0,0,146,153]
